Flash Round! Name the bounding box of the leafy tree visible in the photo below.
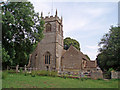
[96,26,120,71]
[64,37,80,50]
[2,48,11,69]
[2,1,44,68]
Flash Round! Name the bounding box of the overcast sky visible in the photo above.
[28,0,118,60]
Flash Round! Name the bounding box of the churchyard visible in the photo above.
[1,1,120,89]
[2,71,119,88]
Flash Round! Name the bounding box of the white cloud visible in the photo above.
[84,51,98,60]
[63,6,111,33]
[28,0,119,2]
[64,18,88,32]
[81,45,99,60]
[85,8,108,17]
[27,1,117,61]
[28,0,52,16]
[86,45,98,50]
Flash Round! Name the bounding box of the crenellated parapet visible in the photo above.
[41,9,62,25]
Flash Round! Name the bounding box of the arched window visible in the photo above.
[35,54,37,59]
[45,52,51,64]
[46,23,51,32]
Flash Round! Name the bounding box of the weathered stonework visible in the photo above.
[111,71,120,79]
[28,10,100,74]
[29,10,63,71]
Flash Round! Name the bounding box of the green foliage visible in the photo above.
[2,1,44,68]
[97,78,103,80]
[37,70,49,76]
[2,72,120,88]
[64,37,80,50]
[108,68,114,72]
[97,26,120,71]
[24,70,58,77]
[19,67,23,73]
[31,71,36,77]
[50,71,57,77]
[2,48,12,69]
[2,71,8,79]
[24,71,29,76]
[80,78,84,81]
[103,71,111,79]
[37,70,57,77]
[7,69,16,73]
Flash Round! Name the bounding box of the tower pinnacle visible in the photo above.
[55,9,57,17]
[61,16,63,21]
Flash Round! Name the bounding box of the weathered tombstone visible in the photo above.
[24,65,27,72]
[7,66,9,71]
[16,65,19,73]
[81,72,84,78]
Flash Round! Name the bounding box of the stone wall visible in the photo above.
[61,46,82,71]
[111,71,120,79]
[91,71,103,79]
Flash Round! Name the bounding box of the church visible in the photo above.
[28,10,97,73]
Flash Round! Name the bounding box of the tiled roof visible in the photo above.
[62,45,89,61]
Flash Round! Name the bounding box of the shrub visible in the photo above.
[37,70,49,76]
[36,71,41,76]
[84,78,88,80]
[97,78,103,80]
[80,78,84,81]
[2,71,8,79]
[103,71,111,79]
[23,70,57,77]
[31,71,36,77]
[63,75,67,79]
[7,69,16,73]
[41,71,48,76]
[24,71,30,76]
[60,74,69,79]
[19,67,23,73]
[50,71,57,77]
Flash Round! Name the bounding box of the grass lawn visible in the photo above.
[0,71,2,90]
[2,73,119,88]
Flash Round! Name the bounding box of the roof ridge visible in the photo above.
[68,45,80,52]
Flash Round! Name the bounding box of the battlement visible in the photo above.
[41,10,62,24]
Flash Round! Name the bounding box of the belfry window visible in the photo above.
[46,23,51,32]
[45,52,50,64]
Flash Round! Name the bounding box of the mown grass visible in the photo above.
[2,72,119,88]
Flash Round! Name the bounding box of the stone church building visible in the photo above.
[28,10,97,73]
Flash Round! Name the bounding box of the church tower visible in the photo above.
[30,10,63,71]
